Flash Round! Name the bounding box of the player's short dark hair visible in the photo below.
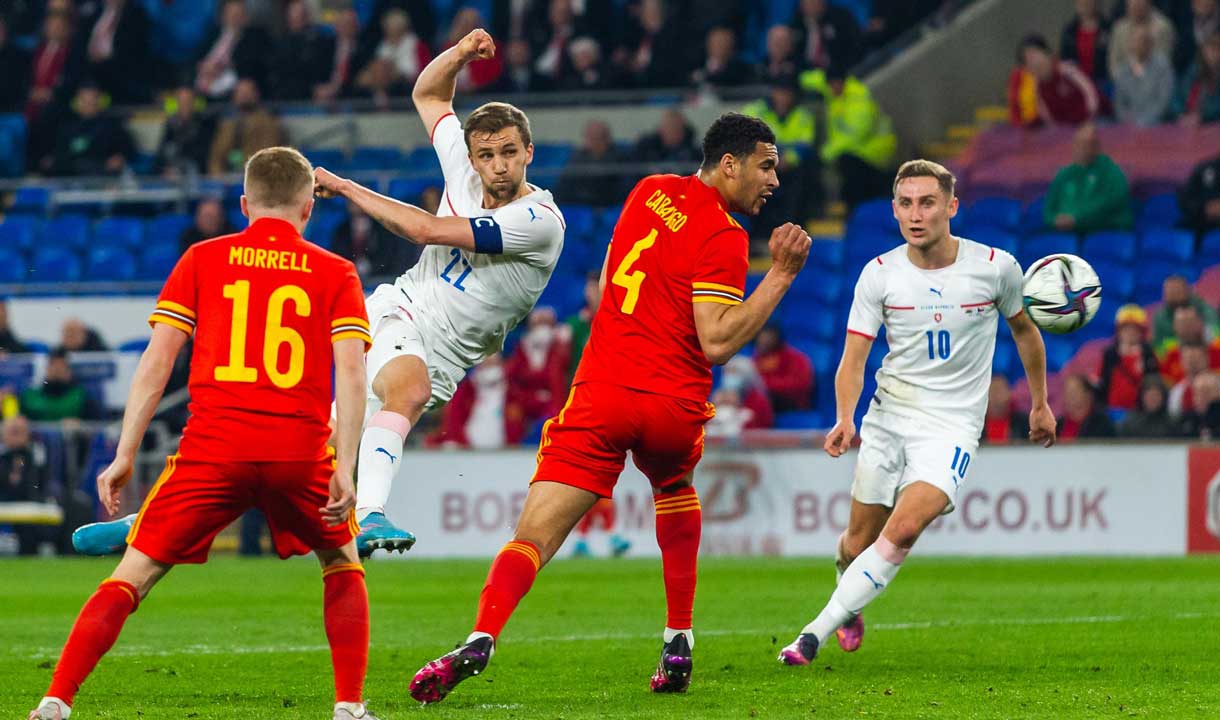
[700,112,776,170]
[464,102,532,149]
[893,159,956,199]
[244,147,314,208]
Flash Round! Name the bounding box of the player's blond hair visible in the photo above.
[893,159,956,200]
[464,102,532,149]
[244,147,314,208]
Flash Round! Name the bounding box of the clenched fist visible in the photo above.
[769,222,811,277]
[314,167,348,199]
[457,29,495,63]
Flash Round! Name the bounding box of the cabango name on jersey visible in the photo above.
[643,189,689,232]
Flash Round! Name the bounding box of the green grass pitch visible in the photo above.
[2,556,1217,719]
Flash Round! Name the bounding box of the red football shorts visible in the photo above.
[532,381,716,498]
[127,452,358,564]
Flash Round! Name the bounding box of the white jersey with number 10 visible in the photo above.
[846,237,1025,437]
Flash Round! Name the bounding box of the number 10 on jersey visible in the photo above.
[925,330,951,360]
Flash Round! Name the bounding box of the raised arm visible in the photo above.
[693,223,810,365]
[315,168,476,250]
[824,331,872,457]
[96,323,189,514]
[412,28,495,136]
[1007,310,1057,447]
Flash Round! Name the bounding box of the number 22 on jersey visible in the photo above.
[215,280,310,388]
[611,228,658,314]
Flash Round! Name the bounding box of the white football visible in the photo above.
[1022,254,1102,334]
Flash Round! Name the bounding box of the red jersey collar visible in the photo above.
[245,216,301,241]
[690,173,733,212]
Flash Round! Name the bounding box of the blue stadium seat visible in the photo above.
[0,215,41,250]
[845,229,902,267]
[970,227,1020,257]
[119,338,150,352]
[94,217,145,251]
[405,146,442,173]
[809,238,844,268]
[30,247,83,283]
[531,144,573,168]
[1137,193,1182,229]
[346,146,403,171]
[10,187,49,214]
[992,339,1016,378]
[43,215,92,250]
[784,307,837,340]
[302,148,345,169]
[0,114,26,177]
[775,410,830,430]
[1043,336,1076,372]
[1202,229,1220,267]
[1020,232,1079,268]
[848,198,895,229]
[1082,231,1137,264]
[305,212,344,249]
[0,356,36,391]
[968,197,1023,232]
[1139,228,1194,263]
[0,248,26,283]
[138,244,180,281]
[1091,262,1134,303]
[387,176,442,202]
[227,208,247,233]
[1135,261,1197,304]
[789,270,842,305]
[1021,196,1047,232]
[146,214,192,246]
[87,246,137,281]
[562,204,595,241]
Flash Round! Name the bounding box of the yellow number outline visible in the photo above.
[215,281,311,388]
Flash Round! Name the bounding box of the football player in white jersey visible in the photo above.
[778,160,1057,666]
[313,28,565,555]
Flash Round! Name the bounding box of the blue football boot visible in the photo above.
[355,512,416,557]
[72,513,136,556]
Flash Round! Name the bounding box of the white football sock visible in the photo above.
[663,627,693,648]
[834,531,848,584]
[38,697,70,718]
[355,411,410,523]
[803,536,909,645]
[334,701,366,717]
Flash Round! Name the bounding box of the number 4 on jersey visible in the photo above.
[611,228,658,314]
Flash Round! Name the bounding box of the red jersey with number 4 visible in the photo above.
[149,217,372,462]
[575,174,749,402]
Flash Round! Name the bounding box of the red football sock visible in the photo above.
[323,563,369,704]
[654,488,702,629]
[472,540,541,639]
[46,578,140,704]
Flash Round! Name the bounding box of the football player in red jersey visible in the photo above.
[408,113,812,704]
[27,148,380,720]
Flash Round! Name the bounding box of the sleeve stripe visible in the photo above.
[149,315,195,335]
[156,300,196,320]
[332,330,373,345]
[692,296,741,306]
[150,308,196,328]
[692,289,745,302]
[430,111,456,143]
[331,316,370,330]
[847,329,876,341]
[692,281,744,296]
[331,324,370,335]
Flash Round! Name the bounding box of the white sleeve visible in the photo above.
[994,250,1026,319]
[467,201,564,266]
[846,261,885,339]
[430,113,477,194]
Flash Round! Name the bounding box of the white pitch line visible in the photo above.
[11,611,1214,660]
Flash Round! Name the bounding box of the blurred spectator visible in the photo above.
[752,325,814,412]
[1179,151,1220,232]
[1060,0,1111,86]
[195,0,271,99]
[1179,371,1220,438]
[982,375,1031,444]
[1057,373,1117,440]
[1176,0,1220,72]
[562,272,601,382]
[331,202,418,278]
[530,0,585,85]
[57,319,108,354]
[558,36,609,91]
[442,8,503,92]
[1119,376,1182,437]
[78,0,152,104]
[180,198,236,253]
[761,24,800,79]
[790,0,861,72]
[615,0,690,88]
[0,17,30,113]
[23,9,78,171]
[1113,24,1175,125]
[357,8,431,96]
[743,72,818,235]
[46,84,135,177]
[1109,0,1177,80]
[497,37,552,93]
[705,388,751,440]
[692,26,755,88]
[1152,275,1218,354]
[207,78,286,175]
[805,66,896,209]
[1159,304,1220,384]
[634,108,701,167]
[1171,33,1220,125]
[154,86,216,178]
[19,351,101,422]
[1168,341,1213,416]
[1097,304,1159,410]
[362,0,435,58]
[1043,123,1133,233]
[719,356,774,429]
[0,300,28,354]
[1019,34,1104,126]
[1007,50,1040,127]
[314,9,365,104]
[269,0,335,101]
[505,307,570,428]
[418,186,442,214]
[432,354,526,449]
[0,415,52,555]
[866,0,944,50]
[557,120,628,207]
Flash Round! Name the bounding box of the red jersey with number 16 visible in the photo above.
[149,217,372,462]
[574,174,749,402]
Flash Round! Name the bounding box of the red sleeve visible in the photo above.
[691,221,749,308]
[148,246,198,335]
[329,261,371,350]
